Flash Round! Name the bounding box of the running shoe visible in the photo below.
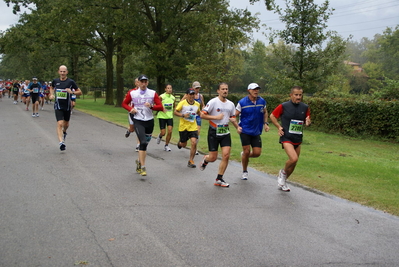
[199,156,208,171]
[195,151,199,155]
[277,169,290,192]
[214,179,229,187]
[135,145,139,152]
[277,169,286,187]
[241,172,249,180]
[36,113,39,117]
[32,114,35,117]
[135,159,141,173]
[63,132,67,141]
[125,130,130,138]
[177,142,182,149]
[59,142,66,151]
[278,184,291,192]
[187,160,196,168]
[156,134,161,144]
[164,145,171,152]
[140,167,147,176]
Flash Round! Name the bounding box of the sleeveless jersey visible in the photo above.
[157,93,175,119]
[272,101,310,144]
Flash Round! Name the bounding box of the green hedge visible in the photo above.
[308,98,399,142]
[176,93,399,142]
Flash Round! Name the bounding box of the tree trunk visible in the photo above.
[115,40,125,107]
[156,74,166,94]
[104,36,114,105]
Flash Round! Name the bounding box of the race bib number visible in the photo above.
[216,124,230,136]
[164,103,173,111]
[71,94,76,100]
[289,120,303,134]
[56,89,68,99]
[184,112,196,122]
[13,87,19,91]
[33,88,39,93]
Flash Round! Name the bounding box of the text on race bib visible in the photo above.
[164,103,173,111]
[184,112,197,122]
[289,120,303,134]
[216,124,230,135]
[56,89,68,99]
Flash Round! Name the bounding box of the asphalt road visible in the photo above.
[1,98,399,267]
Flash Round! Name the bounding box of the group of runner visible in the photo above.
[122,76,311,192]
[0,78,54,116]
[1,66,80,152]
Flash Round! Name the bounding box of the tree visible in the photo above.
[241,40,269,90]
[377,26,399,80]
[250,0,347,94]
[187,5,258,94]
[3,0,137,105]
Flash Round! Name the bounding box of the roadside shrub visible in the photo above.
[308,97,399,141]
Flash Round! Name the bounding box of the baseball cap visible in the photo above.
[247,83,260,90]
[192,81,201,88]
[138,74,148,81]
[186,88,195,94]
[32,77,38,80]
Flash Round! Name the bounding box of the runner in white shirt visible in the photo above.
[21,80,31,110]
[199,82,240,188]
[122,74,163,176]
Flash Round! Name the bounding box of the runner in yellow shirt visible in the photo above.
[174,88,201,168]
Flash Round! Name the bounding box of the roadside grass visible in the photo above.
[75,97,399,216]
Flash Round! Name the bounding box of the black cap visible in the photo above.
[138,74,148,81]
[186,88,195,94]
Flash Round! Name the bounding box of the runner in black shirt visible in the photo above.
[49,65,82,151]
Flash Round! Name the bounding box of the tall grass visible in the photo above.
[75,97,399,216]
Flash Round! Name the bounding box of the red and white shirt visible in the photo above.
[122,88,163,121]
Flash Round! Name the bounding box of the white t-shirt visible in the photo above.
[202,97,236,135]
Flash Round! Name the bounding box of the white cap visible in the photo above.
[247,83,260,90]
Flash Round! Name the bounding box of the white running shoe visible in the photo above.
[278,184,291,192]
[241,172,249,180]
[36,113,39,117]
[32,114,36,117]
[135,145,139,152]
[277,169,290,192]
[277,169,286,187]
[164,145,171,152]
[195,150,199,155]
[214,179,229,187]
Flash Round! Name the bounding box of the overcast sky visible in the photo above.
[1,0,398,43]
[230,0,399,43]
